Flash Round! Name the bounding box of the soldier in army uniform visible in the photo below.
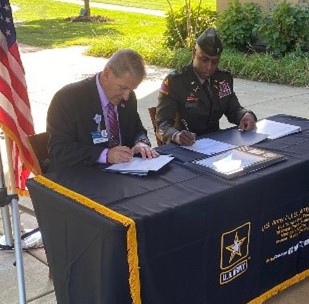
[155,27,257,145]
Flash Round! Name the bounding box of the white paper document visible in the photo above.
[181,138,236,156]
[194,149,261,175]
[256,119,301,140]
[213,154,242,174]
[105,155,174,175]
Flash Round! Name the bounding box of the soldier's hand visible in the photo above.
[238,113,256,131]
[174,130,196,146]
[107,146,133,164]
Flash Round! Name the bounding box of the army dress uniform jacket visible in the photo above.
[47,75,150,172]
[156,64,254,144]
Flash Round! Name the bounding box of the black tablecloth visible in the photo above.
[27,115,309,304]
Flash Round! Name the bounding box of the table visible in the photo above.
[27,115,309,304]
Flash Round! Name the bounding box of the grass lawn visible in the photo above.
[12,0,166,49]
[76,0,216,11]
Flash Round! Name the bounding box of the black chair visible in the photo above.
[25,132,49,175]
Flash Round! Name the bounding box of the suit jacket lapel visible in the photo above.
[88,74,107,130]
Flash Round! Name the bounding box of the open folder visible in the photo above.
[105,155,174,176]
[256,119,301,140]
[191,146,286,179]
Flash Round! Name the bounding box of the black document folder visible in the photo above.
[207,128,268,146]
[191,146,286,179]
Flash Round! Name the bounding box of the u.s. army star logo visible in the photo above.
[220,222,250,270]
[225,232,246,263]
[220,222,251,284]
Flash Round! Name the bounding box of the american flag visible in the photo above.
[0,0,35,193]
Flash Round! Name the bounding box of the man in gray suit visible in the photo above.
[47,49,157,171]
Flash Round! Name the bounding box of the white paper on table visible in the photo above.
[106,155,174,172]
[182,138,236,155]
[256,119,301,140]
[213,154,242,173]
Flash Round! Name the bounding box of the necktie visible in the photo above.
[107,103,120,148]
[203,80,212,100]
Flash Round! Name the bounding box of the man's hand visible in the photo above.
[132,142,159,159]
[238,113,256,131]
[174,130,196,146]
[107,146,133,164]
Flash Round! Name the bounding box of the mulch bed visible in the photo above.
[65,15,113,23]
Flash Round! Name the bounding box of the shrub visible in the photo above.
[258,1,309,56]
[219,49,308,86]
[164,4,217,49]
[217,0,262,51]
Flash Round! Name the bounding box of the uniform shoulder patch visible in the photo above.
[170,67,185,77]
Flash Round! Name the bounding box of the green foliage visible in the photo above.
[217,0,262,51]
[164,4,217,48]
[88,37,192,68]
[220,49,309,86]
[258,1,309,56]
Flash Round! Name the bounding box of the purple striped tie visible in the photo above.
[107,103,120,148]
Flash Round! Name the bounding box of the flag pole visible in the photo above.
[4,133,17,194]
[0,134,13,247]
[3,132,27,304]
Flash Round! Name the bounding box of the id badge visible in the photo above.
[91,130,108,144]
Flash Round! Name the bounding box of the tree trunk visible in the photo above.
[84,0,90,16]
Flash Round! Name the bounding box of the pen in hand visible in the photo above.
[181,119,190,132]
[178,118,196,145]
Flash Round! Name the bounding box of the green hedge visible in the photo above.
[164,5,217,48]
[258,1,309,56]
[217,1,262,51]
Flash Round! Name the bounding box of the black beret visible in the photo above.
[196,27,223,56]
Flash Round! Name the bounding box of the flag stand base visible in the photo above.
[0,146,26,303]
[0,229,42,249]
[0,194,27,304]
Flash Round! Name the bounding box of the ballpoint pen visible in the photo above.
[181,118,190,132]
[181,118,195,143]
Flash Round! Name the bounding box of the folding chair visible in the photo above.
[25,132,49,175]
[148,107,182,146]
[25,132,52,279]
[148,107,163,146]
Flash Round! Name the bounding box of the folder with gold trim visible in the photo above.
[191,146,286,179]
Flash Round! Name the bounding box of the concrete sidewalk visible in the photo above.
[0,44,308,303]
[55,0,165,16]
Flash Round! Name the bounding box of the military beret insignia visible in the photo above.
[160,78,169,95]
[218,80,232,98]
